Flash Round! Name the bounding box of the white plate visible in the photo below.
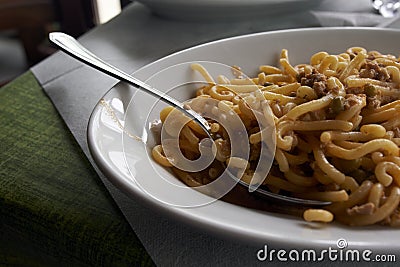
[136,0,324,21]
[88,27,400,253]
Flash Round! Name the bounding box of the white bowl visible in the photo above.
[88,27,400,253]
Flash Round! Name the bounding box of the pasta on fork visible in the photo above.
[152,47,400,227]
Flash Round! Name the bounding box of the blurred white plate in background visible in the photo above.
[135,0,324,21]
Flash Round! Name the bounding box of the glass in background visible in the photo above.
[372,0,400,17]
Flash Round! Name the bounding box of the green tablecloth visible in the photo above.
[0,71,154,266]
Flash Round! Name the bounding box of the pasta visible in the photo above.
[152,47,400,227]
[303,209,334,223]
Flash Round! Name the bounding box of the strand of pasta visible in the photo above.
[218,84,260,94]
[375,161,400,187]
[310,51,329,65]
[362,107,400,124]
[281,95,333,121]
[216,75,231,84]
[339,52,367,81]
[307,135,346,184]
[208,86,236,101]
[280,58,299,78]
[262,91,305,105]
[318,55,339,74]
[264,74,294,84]
[345,76,396,88]
[152,145,173,167]
[293,120,353,132]
[341,176,360,193]
[274,148,289,172]
[375,57,400,69]
[262,174,310,193]
[313,167,333,185]
[293,190,349,202]
[283,151,308,165]
[368,183,384,208]
[325,139,399,160]
[320,128,386,143]
[276,121,295,151]
[284,169,319,187]
[386,65,400,83]
[229,78,255,85]
[276,119,354,151]
[334,140,364,150]
[259,65,282,74]
[181,125,200,145]
[191,63,215,83]
[371,152,400,165]
[268,82,300,95]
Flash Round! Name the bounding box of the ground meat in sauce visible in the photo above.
[366,95,381,109]
[343,94,361,110]
[347,202,375,216]
[299,71,328,97]
[359,62,391,81]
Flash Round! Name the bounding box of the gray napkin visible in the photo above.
[31,1,396,266]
